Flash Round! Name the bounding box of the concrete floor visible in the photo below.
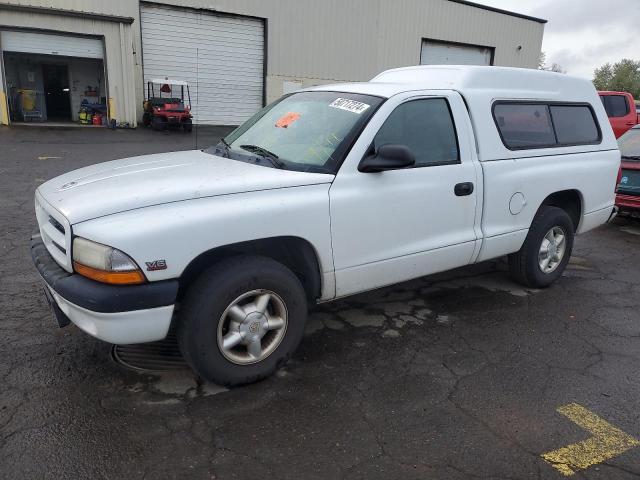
[2,126,640,479]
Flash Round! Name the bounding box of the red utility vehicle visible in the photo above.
[616,125,640,213]
[599,91,637,138]
[143,79,193,132]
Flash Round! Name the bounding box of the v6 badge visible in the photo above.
[145,260,167,271]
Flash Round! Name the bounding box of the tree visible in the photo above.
[593,59,640,98]
[538,52,547,70]
[538,52,566,74]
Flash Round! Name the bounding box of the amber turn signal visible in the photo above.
[73,262,146,285]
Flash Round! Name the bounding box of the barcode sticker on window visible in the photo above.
[329,98,370,114]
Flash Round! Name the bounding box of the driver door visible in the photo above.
[329,91,481,298]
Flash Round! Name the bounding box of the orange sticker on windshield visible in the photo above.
[275,112,301,128]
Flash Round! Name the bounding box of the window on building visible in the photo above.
[373,98,459,167]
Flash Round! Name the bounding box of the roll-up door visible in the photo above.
[420,40,492,66]
[0,30,104,59]
[140,3,265,125]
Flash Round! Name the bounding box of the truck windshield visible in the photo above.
[205,91,383,173]
[619,128,640,160]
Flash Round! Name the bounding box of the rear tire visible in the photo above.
[183,119,193,133]
[508,206,574,288]
[177,255,307,386]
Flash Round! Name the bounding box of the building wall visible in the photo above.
[145,0,544,104]
[0,0,545,125]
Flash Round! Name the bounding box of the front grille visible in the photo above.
[49,216,65,234]
[35,193,72,272]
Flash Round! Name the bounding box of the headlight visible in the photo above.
[72,237,146,285]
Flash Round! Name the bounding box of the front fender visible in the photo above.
[72,184,335,298]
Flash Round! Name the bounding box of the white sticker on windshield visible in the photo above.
[329,98,370,114]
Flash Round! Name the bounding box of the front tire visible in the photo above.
[151,116,167,131]
[177,255,308,386]
[508,206,574,288]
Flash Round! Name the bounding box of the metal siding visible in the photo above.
[142,0,543,79]
[0,0,135,17]
[0,30,104,58]
[0,0,545,122]
[140,3,264,126]
[376,0,543,74]
[420,40,492,66]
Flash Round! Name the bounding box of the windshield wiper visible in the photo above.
[239,144,286,169]
[212,138,231,157]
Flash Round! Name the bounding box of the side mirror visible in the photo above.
[358,144,416,173]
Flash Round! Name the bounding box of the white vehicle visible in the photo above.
[32,66,619,385]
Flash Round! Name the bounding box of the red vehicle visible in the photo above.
[142,79,193,132]
[616,125,640,213]
[599,91,637,138]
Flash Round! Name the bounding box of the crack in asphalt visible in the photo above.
[3,130,640,479]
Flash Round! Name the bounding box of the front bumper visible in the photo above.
[31,234,179,344]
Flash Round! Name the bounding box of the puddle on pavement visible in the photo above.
[620,226,640,236]
[112,268,547,384]
[567,255,593,271]
[304,270,543,340]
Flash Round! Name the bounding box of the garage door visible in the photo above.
[140,4,264,126]
[420,40,492,66]
[0,31,103,59]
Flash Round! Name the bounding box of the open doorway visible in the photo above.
[42,64,71,121]
[3,52,106,125]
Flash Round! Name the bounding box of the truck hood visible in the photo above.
[38,150,334,224]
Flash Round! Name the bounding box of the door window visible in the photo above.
[373,98,460,167]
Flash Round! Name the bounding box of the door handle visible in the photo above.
[626,121,636,126]
[454,182,474,196]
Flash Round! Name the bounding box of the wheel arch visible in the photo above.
[177,236,323,304]
[539,189,584,232]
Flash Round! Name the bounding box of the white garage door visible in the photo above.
[140,4,264,125]
[0,30,104,59]
[420,40,492,66]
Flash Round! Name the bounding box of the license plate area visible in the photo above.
[619,169,640,196]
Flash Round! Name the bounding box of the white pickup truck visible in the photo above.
[32,66,619,385]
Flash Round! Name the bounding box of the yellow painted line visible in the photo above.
[542,403,640,476]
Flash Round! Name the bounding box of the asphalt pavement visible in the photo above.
[2,126,640,479]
